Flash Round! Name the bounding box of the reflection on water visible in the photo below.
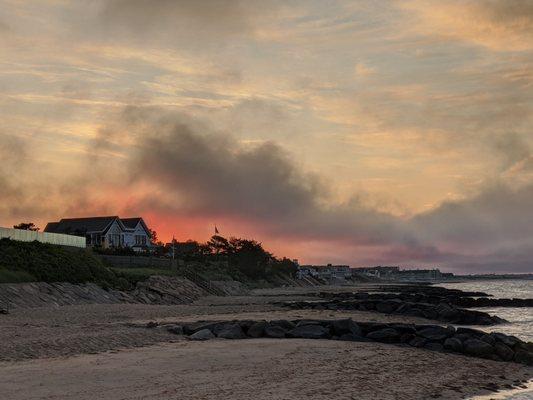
[438,280,533,342]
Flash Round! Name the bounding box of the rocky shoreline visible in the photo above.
[279,298,506,325]
[148,317,533,366]
[270,283,533,326]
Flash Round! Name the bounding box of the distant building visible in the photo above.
[297,264,351,282]
[356,266,452,281]
[357,266,400,279]
[44,216,152,251]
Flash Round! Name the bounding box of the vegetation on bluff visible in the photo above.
[0,238,118,287]
[0,235,298,288]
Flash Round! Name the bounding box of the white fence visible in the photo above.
[0,227,86,248]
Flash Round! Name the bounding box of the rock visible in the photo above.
[183,322,219,335]
[494,342,514,361]
[189,329,215,341]
[422,309,438,320]
[271,320,296,331]
[435,303,459,320]
[417,326,454,341]
[264,325,287,338]
[491,333,520,348]
[288,324,330,339]
[375,300,401,313]
[409,337,427,348]
[463,339,494,357]
[366,328,400,343]
[454,333,473,343]
[424,342,444,352]
[331,319,362,337]
[444,338,463,352]
[514,350,533,366]
[456,327,483,336]
[296,319,323,327]
[247,321,267,338]
[166,325,184,335]
[339,333,368,342]
[406,308,425,318]
[217,324,246,339]
[146,321,158,328]
[400,333,415,344]
[481,334,496,346]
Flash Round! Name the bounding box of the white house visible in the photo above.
[44,216,152,251]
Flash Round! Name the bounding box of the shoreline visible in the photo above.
[1,284,531,399]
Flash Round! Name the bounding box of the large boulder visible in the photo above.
[424,342,444,352]
[189,329,215,341]
[494,342,514,361]
[409,337,427,348]
[288,324,330,339]
[264,325,287,338]
[463,339,494,357]
[444,337,463,352]
[247,321,267,338]
[417,326,454,341]
[166,325,184,335]
[183,322,219,335]
[271,320,296,331]
[339,333,368,342]
[514,350,533,366]
[491,333,520,348]
[375,300,401,314]
[217,324,246,339]
[435,303,458,320]
[331,319,362,337]
[366,328,400,343]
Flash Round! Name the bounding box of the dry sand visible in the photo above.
[1,287,532,399]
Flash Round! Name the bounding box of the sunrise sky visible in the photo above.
[1,0,532,273]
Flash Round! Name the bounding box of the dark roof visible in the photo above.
[120,217,142,229]
[44,216,119,236]
[44,222,59,232]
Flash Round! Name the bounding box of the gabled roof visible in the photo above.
[120,217,143,229]
[44,216,121,236]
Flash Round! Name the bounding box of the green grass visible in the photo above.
[0,238,119,287]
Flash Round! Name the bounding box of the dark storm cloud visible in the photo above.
[94,106,533,273]
[413,183,533,246]
[109,106,412,246]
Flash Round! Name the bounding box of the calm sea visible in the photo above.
[438,280,533,342]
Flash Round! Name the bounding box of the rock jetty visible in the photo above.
[149,318,533,366]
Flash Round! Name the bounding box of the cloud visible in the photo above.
[80,0,281,47]
[403,0,533,50]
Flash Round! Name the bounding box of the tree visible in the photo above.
[207,235,230,254]
[13,222,39,231]
[226,237,273,279]
[148,229,163,246]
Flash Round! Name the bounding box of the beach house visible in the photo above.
[44,216,152,251]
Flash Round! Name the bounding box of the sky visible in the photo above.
[0,0,532,273]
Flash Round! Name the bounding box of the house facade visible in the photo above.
[44,216,152,251]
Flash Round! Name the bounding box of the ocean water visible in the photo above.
[438,280,533,342]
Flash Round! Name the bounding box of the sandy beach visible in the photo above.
[1,339,531,400]
[1,287,532,399]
